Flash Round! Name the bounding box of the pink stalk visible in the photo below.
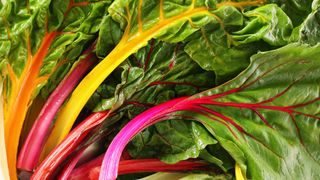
[99,97,191,180]
[31,111,109,179]
[70,155,208,180]
[18,48,96,171]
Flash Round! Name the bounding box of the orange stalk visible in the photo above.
[4,32,57,180]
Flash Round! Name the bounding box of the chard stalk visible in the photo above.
[31,111,109,180]
[17,49,95,171]
[70,155,208,180]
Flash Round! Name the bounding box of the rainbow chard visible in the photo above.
[100,44,320,179]
[43,0,267,155]
[0,0,111,178]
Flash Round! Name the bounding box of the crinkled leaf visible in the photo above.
[95,15,123,58]
[268,0,313,26]
[90,40,215,112]
[299,8,320,45]
[233,4,293,46]
[129,121,217,164]
[186,44,320,179]
[184,25,270,84]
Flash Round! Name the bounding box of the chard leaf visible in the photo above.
[184,25,270,84]
[233,4,293,46]
[268,0,313,26]
[129,121,217,164]
[299,7,320,45]
[48,0,266,155]
[92,40,215,112]
[96,15,123,58]
[190,43,320,180]
[101,44,320,179]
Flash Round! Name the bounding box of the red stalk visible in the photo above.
[70,156,208,180]
[31,111,109,180]
[58,149,85,180]
[17,48,95,171]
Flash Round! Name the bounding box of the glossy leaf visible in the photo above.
[267,0,313,26]
[233,4,293,46]
[129,121,217,164]
[299,7,320,45]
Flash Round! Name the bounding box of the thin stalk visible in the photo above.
[17,49,95,171]
[31,111,109,180]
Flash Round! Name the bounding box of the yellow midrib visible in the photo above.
[42,7,210,156]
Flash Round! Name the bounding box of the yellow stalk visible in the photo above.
[236,163,245,180]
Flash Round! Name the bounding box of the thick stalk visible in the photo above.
[17,50,95,171]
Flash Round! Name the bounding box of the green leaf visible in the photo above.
[233,4,293,46]
[108,0,218,43]
[184,24,270,84]
[298,8,320,45]
[90,40,215,112]
[267,0,313,26]
[186,44,320,179]
[129,121,217,164]
[96,15,123,58]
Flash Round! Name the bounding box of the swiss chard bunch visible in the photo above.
[0,0,320,180]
